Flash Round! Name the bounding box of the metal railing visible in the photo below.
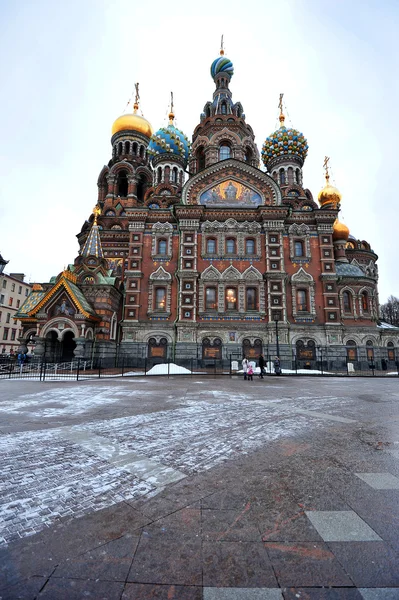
[0,353,398,381]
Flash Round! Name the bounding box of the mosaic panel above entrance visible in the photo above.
[199,180,262,207]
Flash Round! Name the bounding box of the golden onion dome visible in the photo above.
[111,102,153,138]
[333,218,350,241]
[318,166,342,208]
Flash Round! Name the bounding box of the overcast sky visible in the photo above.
[0,0,398,302]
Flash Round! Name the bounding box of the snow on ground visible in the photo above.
[146,363,192,375]
[0,382,359,546]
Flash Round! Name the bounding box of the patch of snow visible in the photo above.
[146,363,191,375]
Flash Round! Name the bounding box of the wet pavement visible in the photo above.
[0,375,399,599]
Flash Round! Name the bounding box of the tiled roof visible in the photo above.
[335,263,366,277]
[15,291,46,318]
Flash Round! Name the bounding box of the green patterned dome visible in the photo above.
[262,116,308,169]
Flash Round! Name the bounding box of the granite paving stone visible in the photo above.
[328,542,399,587]
[358,590,399,600]
[122,583,203,599]
[37,577,124,599]
[281,589,364,599]
[264,542,354,587]
[203,588,284,599]
[201,508,262,542]
[202,541,277,588]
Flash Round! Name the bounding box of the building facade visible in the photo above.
[16,50,399,368]
[0,254,32,355]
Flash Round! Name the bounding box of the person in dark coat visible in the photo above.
[274,356,281,375]
[258,354,265,379]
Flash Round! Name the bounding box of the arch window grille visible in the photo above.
[219,144,231,161]
[362,292,369,312]
[197,147,206,171]
[206,238,217,254]
[280,169,286,185]
[343,291,352,312]
[137,175,146,202]
[244,148,253,163]
[226,238,236,255]
[225,287,237,310]
[155,287,166,311]
[157,167,162,184]
[205,287,217,310]
[294,240,304,257]
[296,289,308,312]
[387,342,395,361]
[133,142,138,155]
[157,239,167,255]
[366,340,374,362]
[221,102,227,114]
[246,287,257,311]
[118,142,123,155]
[245,238,255,255]
[295,169,301,184]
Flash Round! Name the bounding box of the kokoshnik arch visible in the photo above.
[15,47,399,368]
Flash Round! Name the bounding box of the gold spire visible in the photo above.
[168,91,175,124]
[133,82,139,113]
[278,93,285,127]
[220,34,224,55]
[92,205,101,225]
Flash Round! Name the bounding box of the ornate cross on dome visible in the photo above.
[220,34,224,56]
[169,91,175,124]
[323,156,330,184]
[278,93,285,126]
[133,82,140,112]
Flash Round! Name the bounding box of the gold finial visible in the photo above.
[133,82,140,113]
[92,205,101,225]
[323,156,330,185]
[168,91,175,124]
[220,34,224,55]
[278,93,285,126]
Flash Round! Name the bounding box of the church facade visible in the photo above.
[16,50,399,368]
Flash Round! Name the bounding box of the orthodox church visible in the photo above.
[15,47,398,367]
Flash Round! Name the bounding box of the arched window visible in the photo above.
[244,148,253,163]
[205,106,211,118]
[125,142,130,154]
[155,287,166,311]
[297,289,308,312]
[225,288,237,310]
[157,167,162,184]
[346,340,357,361]
[280,169,286,185]
[118,142,123,155]
[387,342,395,361]
[197,147,206,171]
[133,142,138,155]
[343,291,352,312]
[157,239,167,255]
[362,291,369,312]
[207,238,217,254]
[140,145,145,158]
[137,174,146,202]
[245,239,255,255]
[226,238,236,254]
[172,167,178,183]
[110,313,117,340]
[295,169,301,184]
[288,167,293,183]
[294,241,304,257]
[221,102,227,114]
[205,287,217,310]
[366,340,374,362]
[219,144,231,161]
[117,170,128,197]
[246,287,257,311]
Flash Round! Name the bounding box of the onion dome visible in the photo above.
[112,98,153,138]
[261,110,308,169]
[333,218,350,241]
[318,158,342,208]
[211,51,234,80]
[148,107,190,166]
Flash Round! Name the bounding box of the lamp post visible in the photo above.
[274,313,280,358]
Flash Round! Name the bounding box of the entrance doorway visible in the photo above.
[62,331,76,361]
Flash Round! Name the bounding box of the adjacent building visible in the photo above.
[0,254,32,355]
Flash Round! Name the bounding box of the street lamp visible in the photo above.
[273,312,280,358]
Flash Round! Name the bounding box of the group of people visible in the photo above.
[242,355,281,380]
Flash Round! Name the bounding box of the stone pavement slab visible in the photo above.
[359,590,399,600]
[355,472,399,489]
[1,377,399,598]
[305,511,382,542]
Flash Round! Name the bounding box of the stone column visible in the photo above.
[73,337,86,358]
[32,336,46,357]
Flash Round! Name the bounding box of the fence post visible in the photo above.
[98,358,101,379]
[320,347,324,376]
[122,354,125,377]
[8,360,13,379]
[43,360,47,382]
[145,357,147,376]
[229,354,232,378]
[76,358,80,382]
[295,356,298,375]
[168,359,170,379]
[191,357,193,378]
[346,356,349,376]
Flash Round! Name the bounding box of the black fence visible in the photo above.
[0,353,398,381]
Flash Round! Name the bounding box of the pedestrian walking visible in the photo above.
[258,353,265,379]
[17,352,26,367]
[242,356,248,380]
[274,356,281,375]
[247,363,254,381]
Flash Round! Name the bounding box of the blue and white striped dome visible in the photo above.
[148,124,190,165]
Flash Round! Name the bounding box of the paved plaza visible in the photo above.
[0,375,399,599]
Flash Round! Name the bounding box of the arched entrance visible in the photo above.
[242,338,263,360]
[148,337,167,360]
[202,338,222,360]
[61,331,76,361]
[45,331,62,362]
